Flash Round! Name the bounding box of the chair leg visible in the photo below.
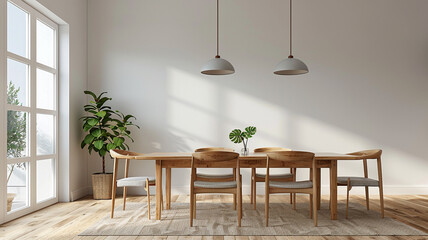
[346,178,351,219]
[111,187,117,219]
[309,194,313,219]
[253,180,257,210]
[379,185,385,218]
[265,192,269,227]
[313,193,318,227]
[190,192,194,227]
[233,194,237,210]
[123,186,127,210]
[365,186,370,210]
[293,193,296,210]
[238,189,242,227]
[193,194,196,219]
[147,185,151,220]
[251,168,255,205]
[240,175,243,220]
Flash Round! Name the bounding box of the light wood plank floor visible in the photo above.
[1,194,427,240]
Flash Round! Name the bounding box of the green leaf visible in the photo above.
[95,111,107,118]
[84,90,97,100]
[229,129,243,144]
[99,148,106,157]
[94,140,104,150]
[107,143,116,151]
[83,123,92,132]
[244,126,257,136]
[84,134,95,144]
[81,141,86,149]
[87,118,99,126]
[91,129,102,138]
[113,137,125,146]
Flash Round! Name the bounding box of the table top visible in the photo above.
[132,152,363,161]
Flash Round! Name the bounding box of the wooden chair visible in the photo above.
[265,151,317,226]
[110,149,163,220]
[190,151,242,227]
[252,147,294,209]
[194,147,238,209]
[337,149,384,219]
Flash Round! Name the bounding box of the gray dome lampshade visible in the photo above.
[274,56,308,75]
[201,56,235,75]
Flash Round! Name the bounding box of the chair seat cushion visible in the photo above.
[194,181,237,189]
[197,173,234,179]
[256,173,293,179]
[269,180,313,189]
[337,177,379,187]
[117,176,155,187]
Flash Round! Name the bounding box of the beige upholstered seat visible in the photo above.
[110,149,162,220]
[270,180,313,189]
[337,177,379,187]
[337,149,384,219]
[194,180,237,188]
[117,176,156,187]
[256,173,293,179]
[251,147,294,209]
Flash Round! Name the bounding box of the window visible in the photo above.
[3,0,58,221]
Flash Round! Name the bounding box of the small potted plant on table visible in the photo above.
[229,126,257,155]
[81,91,139,199]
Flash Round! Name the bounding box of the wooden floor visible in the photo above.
[0,194,427,240]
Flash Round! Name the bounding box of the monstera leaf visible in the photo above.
[229,129,243,143]
[245,126,257,137]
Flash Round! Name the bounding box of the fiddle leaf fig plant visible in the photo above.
[229,126,257,151]
[80,90,139,174]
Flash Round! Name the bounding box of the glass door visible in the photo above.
[2,0,58,223]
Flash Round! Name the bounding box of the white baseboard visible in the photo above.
[167,185,428,196]
[70,186,91,201]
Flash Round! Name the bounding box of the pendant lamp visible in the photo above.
[274,0,308,75]
[201,0,235,75]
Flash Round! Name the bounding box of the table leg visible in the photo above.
[330,160,337,220]
[156,160,163,220]
[166,167,171,210]
[316,168,321,210]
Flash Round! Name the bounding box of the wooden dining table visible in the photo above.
[132,152,364,220]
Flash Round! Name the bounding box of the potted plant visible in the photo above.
[6,83,27,212]
[229,126,257,155]
[81,91,139,199]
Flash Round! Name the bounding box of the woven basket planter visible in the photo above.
[92,173,113,199]
[7,193,16,212]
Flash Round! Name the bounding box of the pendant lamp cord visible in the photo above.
[216,0,219,57]
[289,0,293,58]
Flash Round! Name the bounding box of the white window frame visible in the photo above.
[0,0,58,223]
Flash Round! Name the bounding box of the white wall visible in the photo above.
[87,0,428,195]
[33,0,88,201]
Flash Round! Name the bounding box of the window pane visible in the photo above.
[7,58,29,107]
[36,20,55,67]
[37,114,55,155]
[37,159,55,202]
[7,111,29,158]
[7,1,28,58]
[7,162,29,213]
[37,69,55,110]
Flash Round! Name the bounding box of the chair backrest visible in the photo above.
[195,147,234,152]
[192,151,240,168]
[267,151,315,169]
[110,149,140,159]
[347,149,382,159]
[254,147,291,153]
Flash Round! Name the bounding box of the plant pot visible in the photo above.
[7,193,16,212]
[92,173,113,200]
